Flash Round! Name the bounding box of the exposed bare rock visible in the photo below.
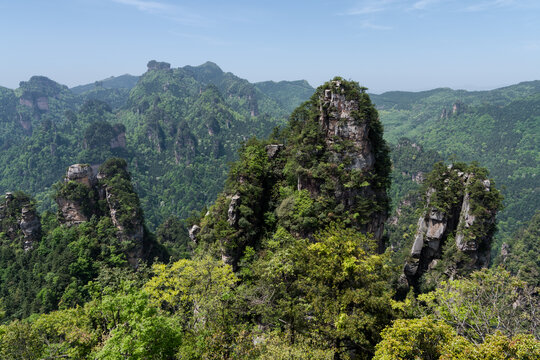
[56,198,88,226]
[265,144,284,158]
[455,177,495,267]
[314,81,388,243]
[36,96,49,111]
[189,225,201,242]
[0,192,41,250]
[66,164,95,187]
[19,205,41,251]
[105,187,144,268]
[403,167,500,289]
[227,194,241,226]
[319,83,375,171]
[412,172,425,184]
[452,101,464,115]
[18,113,32,134]
[440,108,448,120]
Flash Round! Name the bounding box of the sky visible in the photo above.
[1,0,539,93]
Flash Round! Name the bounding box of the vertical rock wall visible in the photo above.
[55,161,148,267]
[0,192,41,251]
[403,165,500,289]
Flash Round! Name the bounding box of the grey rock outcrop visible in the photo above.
[104,185,144,268]
[56,161,149,268]
[0,192,41,251]
[315,80,388,244]
[265,144,284,158]
[20,205,41,251]
[56,198,88,226]
[319,83,375,171]
[227,194,241,226]
[57,164,96,226]
[66,164,95,187]
[403,169,500,289]
[189,225,201,242]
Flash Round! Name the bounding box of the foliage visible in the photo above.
[247,225,397,359]
[374,83,540,249]
[144,256,242,359]
[155,215,192,261]
[497,211,540,287]
[418,267,539,342]
[0,62,312,230]
[374,317,459,360]
[0,279,182,359]
[374,317,540,360]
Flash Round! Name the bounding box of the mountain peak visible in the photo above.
[199,61,223,73]
[146,60,171,71]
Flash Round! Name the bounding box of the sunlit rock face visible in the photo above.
[314,80,389,243]
[404,168,498,290]
[56,161,149,268]
[192,78,391,268]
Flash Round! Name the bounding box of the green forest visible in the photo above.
[0,63,538,359]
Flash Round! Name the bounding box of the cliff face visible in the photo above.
[56,164,95,226]
[403,163,502,290]
[0,192,41,251]
[16,76,67,133]
[55,160,149,267]
[194,78,391,267]
[314,80,389,242]
[97,163,145,267]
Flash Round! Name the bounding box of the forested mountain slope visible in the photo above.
[374,82,540,246]
[0,78,536,359]
[70,74,140,94]
[0,63,537,253]
[0,61,314,229]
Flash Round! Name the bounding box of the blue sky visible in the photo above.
[1,0,539,93]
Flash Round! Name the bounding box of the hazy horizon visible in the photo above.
[3,59,537,95]
[2,0,540,93]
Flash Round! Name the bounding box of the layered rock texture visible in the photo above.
[403,163,502,290]
[194,78,391,267]
[312,80,390,242]
[55,159,151,267]
[0,192,41,251]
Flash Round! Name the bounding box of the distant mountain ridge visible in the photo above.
[371,80,540,110]
[68,62,314,116]
[0,61,315,229]
[70,74,140,94]
[0,63,536,247]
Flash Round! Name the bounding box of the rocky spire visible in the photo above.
[403,163,502,290]
[0,192,41,251]
[55,159,151,268]
[193,78,391,267]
